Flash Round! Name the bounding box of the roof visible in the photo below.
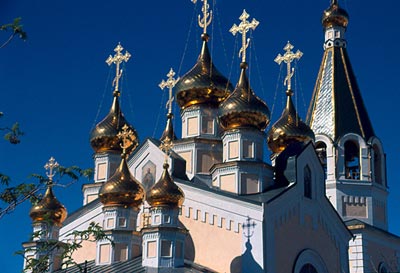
[55,257,217,273]
[345,219,400,241]
[306,46,375,142]
[62,198,102,226]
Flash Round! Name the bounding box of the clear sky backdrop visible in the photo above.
[1,0,399,271]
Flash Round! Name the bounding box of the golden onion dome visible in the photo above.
[146,163,184,208]
[99,156,144,208]
[90,91,139,154]
[322,0,349,29]
[175,34,233,110]
[29,186,67,226]
[219,63,270,131]
[267,90,315,154]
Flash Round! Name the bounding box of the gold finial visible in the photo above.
[44,157,59,183]
[117,124,134,157]
[230,9,259,63]
[274,41,303,91]
[159,68,180,115]
[106,43,131,93]
[192,0,212,34]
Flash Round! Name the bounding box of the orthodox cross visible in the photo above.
[159,68,179,115]
[191,0,212,34]
[117,124,134,157]
[44,157,59,184]
[274,41,302,91]
[106,43,131,92]
[230,10,259,63]
[242,216,256,240]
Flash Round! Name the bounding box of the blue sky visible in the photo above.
[1,0,399,271]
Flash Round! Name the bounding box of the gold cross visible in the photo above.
[192,0,212,34]
[230,10,259,63]
[159,68,179,114]
[117,124,134,157]
[274,41,303,91]
[44,157,59,183]
[106,43,131,92]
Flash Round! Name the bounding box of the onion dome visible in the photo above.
[146,163,184,208]
[175,34,233,110]
[99,155,144,208]
[219,63,270,131]
[90,90,139,154]
[160,113,176,143]
[267,90,315,154]
[29,185,67,226]
[322,0,349,29]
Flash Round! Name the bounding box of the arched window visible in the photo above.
[378,262,388,273]
[344,141,360,180]
[373,144,382,185]
[304,166,312,199]
[300,264,318,273]
[315,142,327,180]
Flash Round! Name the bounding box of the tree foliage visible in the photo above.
[0,17,27,49]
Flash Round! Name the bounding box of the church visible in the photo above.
[21,1,400,272]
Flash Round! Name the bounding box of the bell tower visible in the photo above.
[307,0,388,230]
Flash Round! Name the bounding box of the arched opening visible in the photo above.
[304,166,312,199]
[344,141,360,180]
[373,144,382,185]
[300,264,318,273]
[378,262,388,273]
[315,142,327,180]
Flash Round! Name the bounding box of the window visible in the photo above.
[97,163,107,180]
[106,218,115,228]
[99,244,111,264]
[243,140,254,159]
[161,240,172,257]
[187,117,199,136]
[315,142,327,180]
[241,174,258,194]
[299,264,318,273]
[163,215,171,223]
[378,263,388,273]
[373,144,382,184]
[154,215,160,224]
[228,141,239,159]
[114,243,128,262]
[202,117,214,134]
[304,166,312,199]
[118,217,127,227]
[147,241,156,258]
[344,141,360,179]
[178,151,192,174]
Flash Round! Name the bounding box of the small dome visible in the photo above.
[322,0,349,29]
[99,157,144,208]
[219,64,270,131]
[267,91,315,154]
[90,92,139,154]
[175,34,233,110]
[146,163,184,208]
[29,186,67,226]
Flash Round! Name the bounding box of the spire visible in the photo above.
[307,3,374,141]
[191,0,212,35]
[219,11,269,131]
[274,41,303,91]
[99,124,144,208]
[229,9,259,64]
[268,42,314,154]
[90,43,138,154]
[105,43,131,94]
[174,1,232,110]
[159,68,179,144]
[29,157,67,226]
